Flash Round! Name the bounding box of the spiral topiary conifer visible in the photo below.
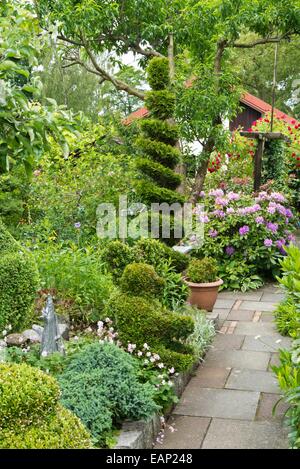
[135,58,185,206]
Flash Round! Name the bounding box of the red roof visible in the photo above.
[241,92,299,126]
[124,91,299,126]
[123,107,149,125]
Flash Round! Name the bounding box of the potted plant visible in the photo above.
[184,257,223,312]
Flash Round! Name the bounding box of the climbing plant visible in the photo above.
[261,139,287,189]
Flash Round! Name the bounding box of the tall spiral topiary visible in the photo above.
[135,58,185,206]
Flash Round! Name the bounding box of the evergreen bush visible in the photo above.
[120,263,165,299]
[0,220,39,332]
[0,363,91,449]
[135,58,185,241]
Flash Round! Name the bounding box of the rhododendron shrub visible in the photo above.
[193,190,298,290]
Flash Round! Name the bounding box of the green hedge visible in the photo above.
[145,90,175,120]
[0,363,91,449]
[136,180,186,206]
[0,220,39,332]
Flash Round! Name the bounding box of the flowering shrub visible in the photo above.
[194,189,297,290]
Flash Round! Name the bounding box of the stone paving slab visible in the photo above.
[190,367,231,389]
[268,353,281,368]
[225,369,280,394]
[261,293,285,302]
[201,419,288,449]
[256,393,289,422]
[214,299,236,309]
[227,309,255,321]
[212,308,231,320]
[242,335,291,353]
[174,388,260,420]
[211,334,245,350]
[239,301,277,311]
[234,321,277,336]
[154,416,211,449]
[203,349,270,370]
[258,312,275,322]
[217,291,263,301]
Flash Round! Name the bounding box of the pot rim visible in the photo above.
[184,278,224,288]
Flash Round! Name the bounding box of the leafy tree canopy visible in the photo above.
[0,1,83,175]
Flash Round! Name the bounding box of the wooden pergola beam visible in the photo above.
[240,131,291,142]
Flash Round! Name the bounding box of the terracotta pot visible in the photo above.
[184,278,223,312]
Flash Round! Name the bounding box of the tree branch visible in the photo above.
[231,35,288,48]
[130,42,164,58]
[57,34,84,47]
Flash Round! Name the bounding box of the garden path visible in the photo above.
[156,285,291,449]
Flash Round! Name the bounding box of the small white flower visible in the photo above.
[137,351,143,357]
[2,330,7,337]
[162,379,166,385]
[41,351,48,357]
[74,336,79,341]
[146,351,151,357]
[150,357,156,363]
[168,381,173,387]
[169,367,175,374]
[158,363,164,369]
[143,343,149,350]
[7,324,12,331]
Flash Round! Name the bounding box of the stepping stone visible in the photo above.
[191,367,231,388]
[154,416,211,449]
[203,350,270,370]
[214,299,236,309]
[225,369,280,393]
[201,418,288,449]
[242,335,291,353]
[174,388,260,420]
[227,309,255,321]
[212,334,245,351]
[261,293,285,302]
[256,393,289,422]
[234,321,277,336]
[239,301,276,311]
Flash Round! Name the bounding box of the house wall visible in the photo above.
[230,104,262,131]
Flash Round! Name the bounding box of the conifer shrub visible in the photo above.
[0,220,39,332]
[135,57,185,239]
[101,240,134,281]
[58,342,158,445]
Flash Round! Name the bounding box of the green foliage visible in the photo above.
[140,119,179,145]
[145,90,176,120]
[0,165,30,231]
[136,158,182,190]
[275,244,300,338]
[133,238,189,273]
[0,2,82,174]
[262,140,287,187]
[272,340,300,449]
[157,260,189,310]
[0,362,59,430]
[59,342,158,446]
[33,244,116,324]
[192,190,297,291]
[106,292,195,372]
[136,137,180,168]
[0,220,39,332]
[0,362,92,449]
[0,405,92,449]
[120,263,165,299]
[147,57,170,91]
[176,304,216,360]
[187,258,218,283]
[217,259,264,292]
[101,240,135,281]
[136,180,186,206]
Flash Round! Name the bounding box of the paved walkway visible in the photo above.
[156,284,291,449]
